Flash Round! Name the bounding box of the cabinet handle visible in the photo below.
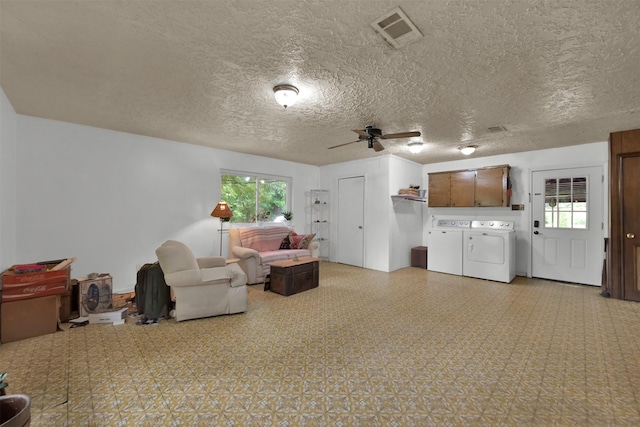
[628,233,636,239]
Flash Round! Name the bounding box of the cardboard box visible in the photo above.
[59,285,75,323]
[0,295,60,343]
[88,307,127,325]
[1,264,70,302]
[112,292,135,309]
[77,275,112,317]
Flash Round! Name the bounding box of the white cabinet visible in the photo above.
[310,189,329,259]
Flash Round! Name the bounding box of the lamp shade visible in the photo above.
[211,202,233,221]
[273,84,299,108]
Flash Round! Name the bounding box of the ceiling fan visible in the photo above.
[328,125,421,152]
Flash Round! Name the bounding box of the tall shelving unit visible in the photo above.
[310,189,330,260]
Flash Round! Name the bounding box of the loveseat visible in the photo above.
[229,226,319,284]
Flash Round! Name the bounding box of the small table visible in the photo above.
[268,257,320,296]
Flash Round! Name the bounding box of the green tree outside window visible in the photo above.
[221,173,289,223]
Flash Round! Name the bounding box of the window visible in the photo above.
[544,177,587,229]
[221,171,290,223]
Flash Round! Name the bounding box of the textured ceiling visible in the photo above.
[1,0,640,166]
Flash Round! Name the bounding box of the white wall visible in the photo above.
[320,156,391,271]
[15,115,319,292]
[318,154,424,272]
[0,88,17,271]
[389,156,424,271]
[422,142,609,276]
[4,102,611,287]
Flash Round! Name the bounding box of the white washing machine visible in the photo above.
[463,220,516,283]
[427,219,471,275]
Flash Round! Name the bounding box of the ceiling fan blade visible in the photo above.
[352,129,369,138]
[372,140,385,152]
[380,131,421,139]
[328,140,361,149]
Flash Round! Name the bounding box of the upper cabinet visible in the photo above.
[475,167,509,207]
[428,165,511,207]
[427,173,451,207]
[451,170,476,207]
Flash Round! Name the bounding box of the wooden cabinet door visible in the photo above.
[450,171,475,207]
[475,167,508,207]
[428,173,451,207]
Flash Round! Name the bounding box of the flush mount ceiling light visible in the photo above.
[459,145,478,155]
[408,141,424,154]
[273,84,299,108]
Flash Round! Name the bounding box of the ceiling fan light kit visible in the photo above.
[328,125,421,152]
[273,84,299,108]
[408,142,423,154]
[459,145,477,155]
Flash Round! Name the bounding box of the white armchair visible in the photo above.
[155,240,248,322]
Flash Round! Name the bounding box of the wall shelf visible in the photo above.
[391,195,427,203]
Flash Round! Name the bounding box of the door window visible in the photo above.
[544,177,587,229]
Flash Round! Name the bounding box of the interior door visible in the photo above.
[621,155,640,300]
[531,166,603,285]
[337,176,364,267]
[609,129,640,301]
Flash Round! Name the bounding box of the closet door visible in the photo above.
[337,176,365,267]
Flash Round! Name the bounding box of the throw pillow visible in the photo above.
[290,232,315,250]
[279,235,291,250]
[289,231,300,249]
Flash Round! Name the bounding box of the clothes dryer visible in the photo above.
[427,219,471,276]
[463,220,516,283]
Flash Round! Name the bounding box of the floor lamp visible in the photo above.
[211,201,233,256]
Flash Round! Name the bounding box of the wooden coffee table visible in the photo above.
[268,257,320,296]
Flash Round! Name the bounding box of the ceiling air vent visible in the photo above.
[371,7,423,49]
[487,125,508,133]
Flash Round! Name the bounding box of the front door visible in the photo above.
[531,166,603,286]
[337,176,365,267]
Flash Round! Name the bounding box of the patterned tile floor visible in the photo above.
[2,262,640,426]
